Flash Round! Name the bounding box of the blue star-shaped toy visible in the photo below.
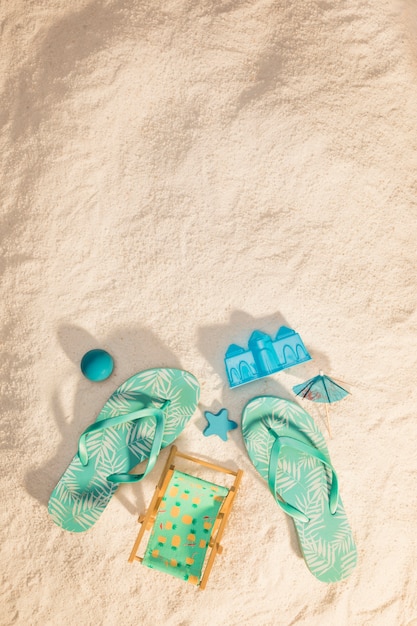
[203,409,238,442]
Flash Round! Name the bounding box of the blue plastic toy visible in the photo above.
[80,349,114,382]
[224,326,311,388]
[203,409,238,441]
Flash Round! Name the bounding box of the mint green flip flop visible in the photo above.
[242,396,357,582]
[48,368,200,532]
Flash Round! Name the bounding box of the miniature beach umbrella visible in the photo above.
[292,371,350,437]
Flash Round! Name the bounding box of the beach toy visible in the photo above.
[48,368,200,532]
[224,326,311,388]
[129,445,243,589]
[80,349,114,382]
[242,396,357,582]
[293,371,350,437]
[203,409,238,441]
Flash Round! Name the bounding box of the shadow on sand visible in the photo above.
[24,323,184,520]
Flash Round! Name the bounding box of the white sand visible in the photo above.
[1,0,417,624]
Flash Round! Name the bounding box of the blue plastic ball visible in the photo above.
[80,349,114,382]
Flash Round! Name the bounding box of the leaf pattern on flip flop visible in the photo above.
[300,537,337,578]
[48,369,200,532]
[242,396,357,582]
[305,465,330,505]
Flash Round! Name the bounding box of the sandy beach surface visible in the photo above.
[1,1,417,624]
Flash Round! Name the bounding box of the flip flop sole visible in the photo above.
[242,396,357,582]
[48,368,200,532]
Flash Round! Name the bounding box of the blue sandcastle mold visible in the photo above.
[225,326,311,388]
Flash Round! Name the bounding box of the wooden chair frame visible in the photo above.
[128,445,243,589]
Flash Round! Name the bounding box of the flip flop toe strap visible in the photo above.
[77,408,166,484]
[268,432,339,523]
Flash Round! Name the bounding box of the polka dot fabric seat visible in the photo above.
[129,445,243,589]
[142,470,229,584]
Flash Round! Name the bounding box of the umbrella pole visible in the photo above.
[325,404,332,438]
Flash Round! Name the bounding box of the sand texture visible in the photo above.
[1,0,417,624]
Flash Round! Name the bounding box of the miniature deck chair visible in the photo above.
[129,445,243,589]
